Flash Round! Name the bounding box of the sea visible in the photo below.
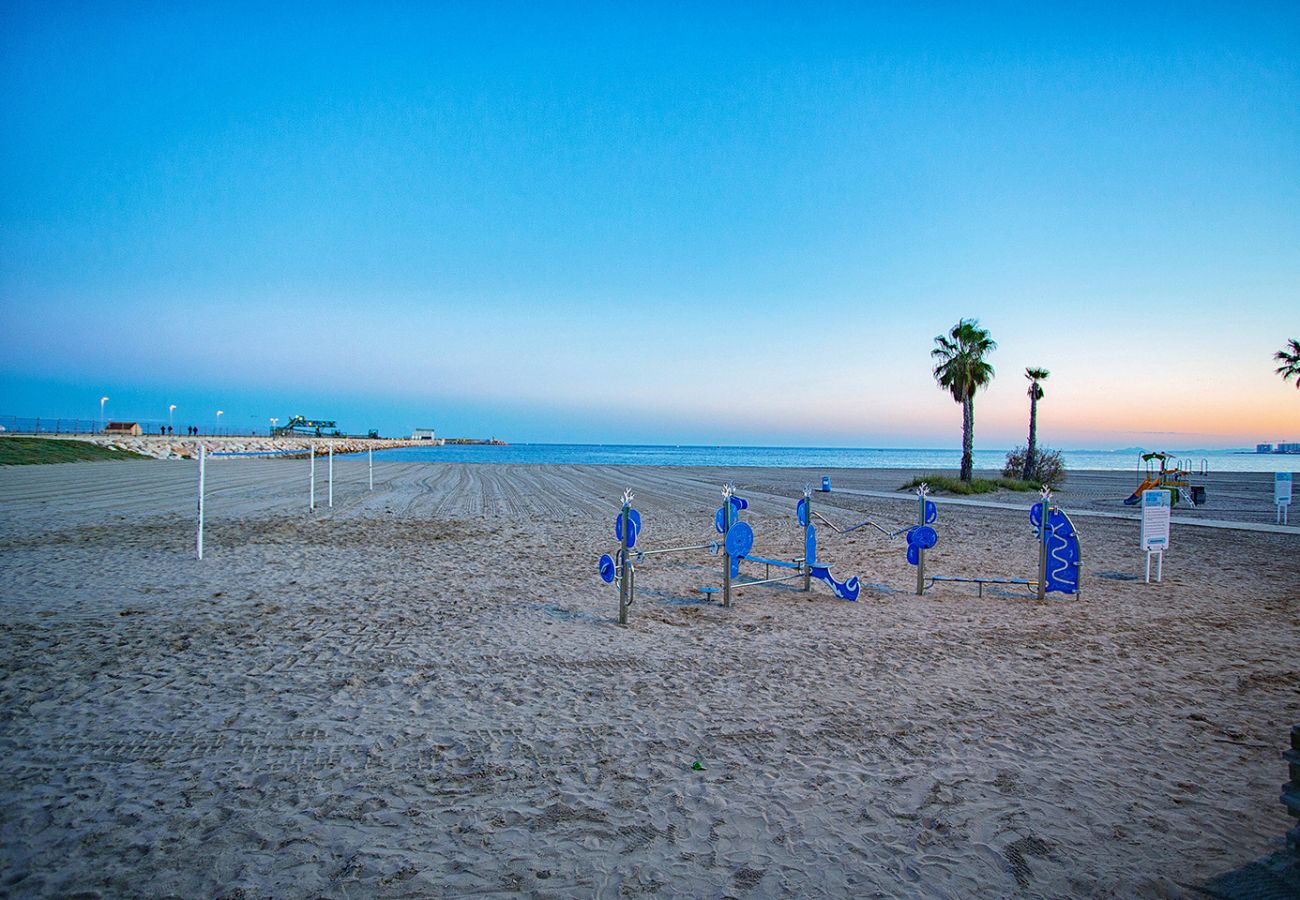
[371,444,1300,473]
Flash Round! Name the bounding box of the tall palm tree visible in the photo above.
[932,319,997,482]
[1022,367,1050,479]
[1276,339,1300,389]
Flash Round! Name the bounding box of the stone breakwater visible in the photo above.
[72,435,424,460]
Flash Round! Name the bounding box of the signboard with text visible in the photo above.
[1277,472,1293,525]
[1141,489,1171,551]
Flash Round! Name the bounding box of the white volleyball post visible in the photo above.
[368,446,373,490]
[328,442,334,507]
[196,444,206,560]
[310,445,316,511]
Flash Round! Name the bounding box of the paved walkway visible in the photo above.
[829,488,1300,536]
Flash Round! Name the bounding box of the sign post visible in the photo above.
[1141,489,1171,583]
[1276,472,1292,525]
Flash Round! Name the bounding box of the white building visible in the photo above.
[412,428,438,442]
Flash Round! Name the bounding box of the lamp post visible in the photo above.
[270,417,278,438]
[215,410,223,436]
[168,404,176,432]
[100,396,109,432]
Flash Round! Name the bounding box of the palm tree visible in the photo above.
[932,319,997,482]
[1276,339,1300,389]
[1022,367,1050,479]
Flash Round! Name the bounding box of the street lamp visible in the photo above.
[100,396,109,432]
[215,410,223,436]
[168,404,176,431]
[270,417,278,438]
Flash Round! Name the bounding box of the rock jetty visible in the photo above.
[69,435,424,460]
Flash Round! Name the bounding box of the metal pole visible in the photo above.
[328,442,334,508]
[802,492,812,592]
[916,491,926,596]
[196,445,206,560]
[1037,497,1049,602]
[722,499,732,608]
[368,446,373,490]
[618,503,631,626]
[310,445,316,511]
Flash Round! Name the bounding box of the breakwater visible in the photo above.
[62,435,424,460]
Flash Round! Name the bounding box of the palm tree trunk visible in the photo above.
[961,397,974,482]
[1023,394,1038,480]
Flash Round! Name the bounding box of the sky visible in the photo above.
[1,2,1297,448]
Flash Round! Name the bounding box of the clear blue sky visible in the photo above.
[2,2,1297,447]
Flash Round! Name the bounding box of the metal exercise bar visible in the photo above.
[927,575,1039,598]
[734,572,805,589]
[812,510,906,538]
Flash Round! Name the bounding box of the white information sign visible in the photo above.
[1277,472,1292,525]
[1141,489,1171,550]
[1141,489,1171,583]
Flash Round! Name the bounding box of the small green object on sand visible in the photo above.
[691,760,705,771]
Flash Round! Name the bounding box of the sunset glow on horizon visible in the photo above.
[1,3,1296,449]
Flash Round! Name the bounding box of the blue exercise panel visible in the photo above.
[714,505,728,534]
[908,525,938,551]
[598,554,616,584]
[925,500,938,524]
[907,544,920,566]
[1030,505,1081,595]
[796,497,809,527]
[811,564,860,601]
[805,525,817,565]
[724,520,754,558]
[731,495,748,512]
[614,508,642,548]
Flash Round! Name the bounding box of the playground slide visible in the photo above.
[1123,477,1158,506]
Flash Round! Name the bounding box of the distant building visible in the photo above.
[1257,443,1274,453]
[105,422,142,436]
[412,428,437,441]
[1280,442,1300,454]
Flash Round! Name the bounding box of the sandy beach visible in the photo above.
[1,458,1297,897]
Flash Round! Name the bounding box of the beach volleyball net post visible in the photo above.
[196,444,206,560]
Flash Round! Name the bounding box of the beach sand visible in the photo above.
[1,459,1297,896]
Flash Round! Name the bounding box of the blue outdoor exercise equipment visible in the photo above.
[595,483,861,622]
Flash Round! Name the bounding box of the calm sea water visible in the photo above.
[371,444,1300,473]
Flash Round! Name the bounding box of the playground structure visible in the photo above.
[272,415,340,438]
[1124,452,1207,508]
[596,485,860,624]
